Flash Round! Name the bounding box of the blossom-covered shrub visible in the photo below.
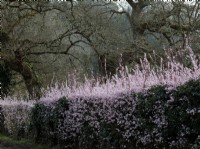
[27,79,200,149]
[167,79,200,148]
[30,96,69,145]
[0,99,33,138]
[0,52,199,148]
[0,80,199,148]
[134,82,200,148]
[133,86,169,148]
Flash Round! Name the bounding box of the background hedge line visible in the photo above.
[0,79,200,149]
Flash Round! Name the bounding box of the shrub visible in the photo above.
[0,102,32,139]
[167,79,200,148]
[133,86,169,148]
[0,79,199,148]
[30,96,69,146]
[53,80,200,148]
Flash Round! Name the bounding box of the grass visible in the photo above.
[0,134,59,149]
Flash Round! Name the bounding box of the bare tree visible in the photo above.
[1,0,198,99]
[1,0,80,99]
[0,0,125,98]
[111,0,200,64]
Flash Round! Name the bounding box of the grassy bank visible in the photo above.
[0,134,58,149]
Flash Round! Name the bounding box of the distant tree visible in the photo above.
[0,1,61,99]
[0,0,124,98]
[111,0,200,64]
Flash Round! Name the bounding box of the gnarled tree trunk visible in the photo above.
[2,54,42,100]
[1,32,41,100]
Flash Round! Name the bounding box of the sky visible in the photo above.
[115,0,197,11]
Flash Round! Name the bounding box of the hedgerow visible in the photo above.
[28,79,199,149]
[30,96,69,145]
[1,79,199,148]
[0,53,200,148]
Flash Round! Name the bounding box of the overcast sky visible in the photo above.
[115,0,196,12]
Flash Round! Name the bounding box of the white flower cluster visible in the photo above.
[0,97,34,136]
[40,53,200,102]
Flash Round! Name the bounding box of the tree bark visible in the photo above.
[126,0,150,41]
[1,53,41,100]
[1,32,41,100]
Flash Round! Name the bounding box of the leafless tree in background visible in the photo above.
[0,0,199,99]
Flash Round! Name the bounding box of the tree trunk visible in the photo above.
[126,0,149,41]
[1,32,41,100]
[2,54,41,100]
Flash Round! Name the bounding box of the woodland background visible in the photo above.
[1,0,199,99]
